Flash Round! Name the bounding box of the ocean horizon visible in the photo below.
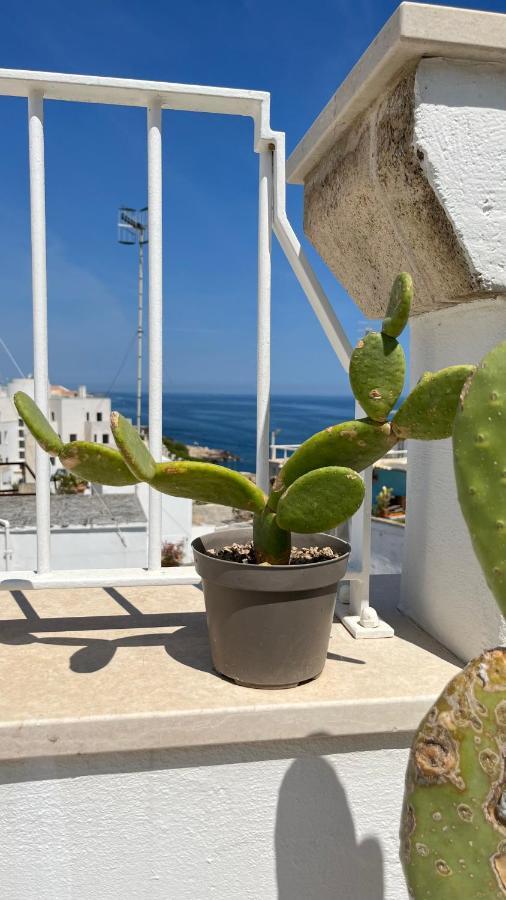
[110,391,356,472]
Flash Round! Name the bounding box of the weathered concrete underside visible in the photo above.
[303,64,497,318]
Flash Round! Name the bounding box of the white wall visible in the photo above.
[1,526,147,572]
[0,735,411,900]
[401,300,506,660]
[415,58,506,292]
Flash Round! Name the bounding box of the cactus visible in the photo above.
[453,342,506,615]
[382,273,413,338]
[13,392,139,486]
[14,391,63,454]
[14,273,473,566]
[400,341,506,898]
[349,332,405,422]
[276,466,365,534]
[392,366,476,441]
[401,650,506,899]
[274,418,396,494]
[110,411,266,512]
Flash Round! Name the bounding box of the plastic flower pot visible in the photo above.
[192,525,350,689]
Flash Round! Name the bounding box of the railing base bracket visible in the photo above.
[335,600,395,639]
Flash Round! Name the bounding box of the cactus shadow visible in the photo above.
[275,756,384,900]
[0,589,213,675]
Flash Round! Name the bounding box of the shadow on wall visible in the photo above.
[275,756,384,900]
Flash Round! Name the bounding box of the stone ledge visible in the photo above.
[287,2,506,184]
[0,574,460,761]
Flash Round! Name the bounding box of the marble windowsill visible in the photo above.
[0,574,461,762]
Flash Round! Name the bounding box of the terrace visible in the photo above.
[1,3,506,898]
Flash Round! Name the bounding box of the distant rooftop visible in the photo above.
[3,494,146,529]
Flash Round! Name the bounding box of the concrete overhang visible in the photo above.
[287,2,506,185]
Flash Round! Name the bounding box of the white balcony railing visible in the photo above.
[0,69,379,633]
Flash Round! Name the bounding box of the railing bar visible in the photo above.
[349,401,371,616]
[147,100,163,570]
[256,150,273,494]
[28,91,51,574]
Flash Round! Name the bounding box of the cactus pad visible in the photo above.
[276,466,365,533]
[13,391,63,454]
[60,442,140,486]
[392,366,475,440]
[401,649,506,899]
[274,418,396,495]
[110,411,156,481]
[349,332,405,422]
[151,461,266,513]
[453,342,506,615]
[382,273,413,338]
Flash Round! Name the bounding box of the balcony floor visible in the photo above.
[0,574,461,761]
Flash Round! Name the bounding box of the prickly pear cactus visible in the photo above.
[274,417,396,493]
[382,273,413,339]
[14,391,63,454]
[14,391,139,486]
[110,411,156,481]
[453,342,506,615]
[276,466,365,533]
[349,331,405,422]
[401,649,506,899]
[392,366,476,441]
[401,340,506,898]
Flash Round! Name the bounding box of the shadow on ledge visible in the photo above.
[276,756,384,899]
[0,588,213,675]
[0,588,368,675]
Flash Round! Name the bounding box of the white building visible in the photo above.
[0,378,194,569]
[0,377,113,487]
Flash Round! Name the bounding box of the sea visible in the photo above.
[109,392,356,473]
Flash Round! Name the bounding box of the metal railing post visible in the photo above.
[28,90,51,574]
[147,100,163,570]
[256,149,273,494]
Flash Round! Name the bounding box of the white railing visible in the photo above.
[0,69,379,634]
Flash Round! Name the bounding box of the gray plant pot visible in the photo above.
[192,525,351,689]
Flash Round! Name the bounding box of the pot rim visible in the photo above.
[191,526,351,572]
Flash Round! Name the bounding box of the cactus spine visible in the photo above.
[14,273,473,566]
[401,341,506,898]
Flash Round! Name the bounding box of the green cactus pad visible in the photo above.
[110,411,156,481]
[276,466,364,533]
[151,461,266,513]
[453,343,506,614]
[13,391,63,454]
[274,418,396,496]
[401,649,506,899]
[349,332,405,422]
[60,442,140,486]
[382,273,413,338]
[392,365,476,440]
[253,509,291,565]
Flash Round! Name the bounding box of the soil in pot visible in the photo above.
[206,541,341,565]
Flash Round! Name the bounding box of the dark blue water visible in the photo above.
[109,392,355,472]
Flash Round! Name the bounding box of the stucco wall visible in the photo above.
[415,58,506,292]
[0,735,411,900]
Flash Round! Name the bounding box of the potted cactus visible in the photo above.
[400,339,506,898]
[14,274,474,688]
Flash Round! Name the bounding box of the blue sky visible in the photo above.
[0,0,502,395]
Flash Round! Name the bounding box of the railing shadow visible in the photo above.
[0,588,213,675]
[275,755,384,899]
[0,589,368,675]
